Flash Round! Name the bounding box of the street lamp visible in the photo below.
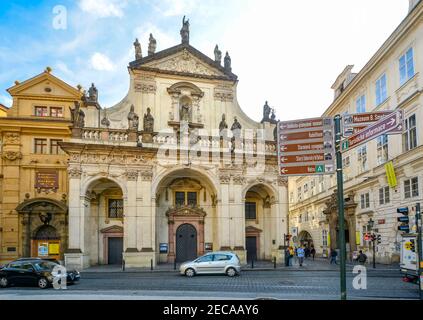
[367,218,374,231]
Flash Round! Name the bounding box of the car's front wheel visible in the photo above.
[0,276,8,288]
[226,267,237,277]
[38,277,49,289]
[185,268,195,277]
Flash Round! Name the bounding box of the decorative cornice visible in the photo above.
[68,167,82,179]
[233,175,246,185]
[140,170,153,181]
[219,174,231,184]
[125,170,139,181]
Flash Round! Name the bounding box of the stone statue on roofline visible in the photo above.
[128,104,139,130]
[148,34,157,56]
[214,45,222,64]
[180,16,190,44]
[88,83,98,102]
[143,107,154,132]
[70,101,85,128]
[224,52,232,72]
[134,38,142,60]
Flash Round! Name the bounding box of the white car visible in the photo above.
[179,252,241,277]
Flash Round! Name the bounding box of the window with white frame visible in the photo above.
[342,156,350,168]
[404,177,419,199]
[299,214,302,223]
[403,114,417,151]
[357,145,368,173]
[377,135,389,165]
[375,74,387,106]
[379,186,390,205]
[356,95,366,113]
[297,187,302,202]
[399,47,415,86]
[360,193,370,209]
[310,180,316,196]
[289,192,294,204]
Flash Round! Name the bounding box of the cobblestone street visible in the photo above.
[0,259,419,300]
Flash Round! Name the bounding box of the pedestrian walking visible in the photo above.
[330,249,338,264]
[310,245,316,261]
[288,246,294,266]
[297,246,305,267]
[356,250,367,265]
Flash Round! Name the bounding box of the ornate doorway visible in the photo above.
[176,224,197,262]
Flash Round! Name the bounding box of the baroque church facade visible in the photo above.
[61,19,288,269]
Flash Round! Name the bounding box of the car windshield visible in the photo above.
[33,261,58,271]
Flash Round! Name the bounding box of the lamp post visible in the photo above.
[367,218,376,269]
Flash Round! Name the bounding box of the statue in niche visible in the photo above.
[219,114,228,135]
[214,45,222,64]
[101,109,110,128]
[143,107,154,132]
[134,38,142,60]
[127,104,139,130]
[180,16,190,44]
[180,103,191,122]
[70,101,85,128]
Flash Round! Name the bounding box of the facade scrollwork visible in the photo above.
[68,167,82,179]
[2,151,22,161]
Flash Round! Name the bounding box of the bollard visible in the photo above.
[251,258,254,269]
[122,259,125,272]
[151,259,153,271]
[273,257,276,269]
[174,259,177,270]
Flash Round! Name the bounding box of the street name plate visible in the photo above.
[342,111,402,152]
[278,117,335,176]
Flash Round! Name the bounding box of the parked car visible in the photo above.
[179,252,241,277]
[0,259,80,289]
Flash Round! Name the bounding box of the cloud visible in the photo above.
[133,23,179,52]
[152,0,198,17]
[0,94,12,108]
[90,52,115,71]
[78,0,127,18]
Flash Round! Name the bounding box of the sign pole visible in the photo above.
[416,202,422,300]
[334,115,347,300]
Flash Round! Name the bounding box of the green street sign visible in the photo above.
[341,141,349,151]
[316,165,325,173]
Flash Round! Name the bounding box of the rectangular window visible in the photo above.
[379,186,390,205]
[34,106,48,117]
[34,138,47,154]
[50,139,63,155]
[108,199,123,219]
[399,48,415,85]
[297,187,302,201]
[50,107,63,118]
[375,74,387,106]
[376,135,389,165]
[245,202,257,220]
[289,192,294,204]
[360,193,370,209]
[357,145,368,173]
[322,230,328,247]
[404,177,419,199]
[187,192,197,206]
[356,95,366,113]
[175,192,185,206]
[403,114,417,151]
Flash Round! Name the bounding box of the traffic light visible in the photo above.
[376,235,381,244]
[397,207,410,233]
[285,234,292,242]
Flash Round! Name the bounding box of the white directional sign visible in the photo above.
[343,111,403,137]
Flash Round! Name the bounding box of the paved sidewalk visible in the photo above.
[81,258,400,273]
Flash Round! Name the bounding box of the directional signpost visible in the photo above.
[276,110,404,301]
[342,111,403,137]
[277,117,335,176]
[342,110,403,152]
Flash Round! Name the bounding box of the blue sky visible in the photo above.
[0,0,410,122]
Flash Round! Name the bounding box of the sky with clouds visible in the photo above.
[0,0,410,122]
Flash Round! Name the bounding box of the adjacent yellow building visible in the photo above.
[0,104,8,117]
[0,69,82,264]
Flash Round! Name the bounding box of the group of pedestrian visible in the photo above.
[285,244,316,267]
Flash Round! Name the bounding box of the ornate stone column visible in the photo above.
[124,170,138,252]
[232,175,246,263]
